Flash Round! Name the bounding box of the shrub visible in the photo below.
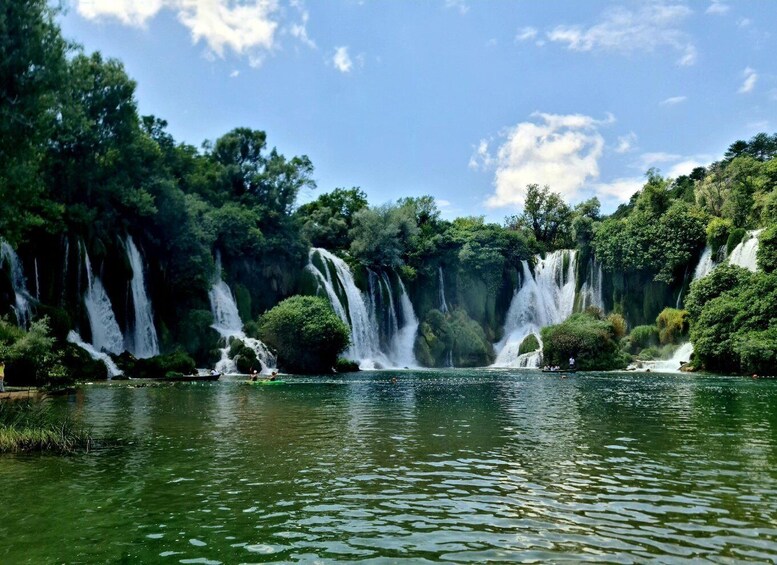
[334,358,359,373]
[656,308,689,345]
[541,312,628,371]
[726,227,746,255]
[607,313,628,340]
[706,217,732,250]
[757,224,777,274]
[121,351,196,378]
[629,325,660,351]
[259,295,350,374]
[518,334,540,355]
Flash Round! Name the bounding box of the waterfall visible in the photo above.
[493,250,578,368]
[67,330,123,379]
[208,256,274,374]
[83,248,124,355]
[579,258,604,311]
[307,248,419,369]
[0,241,34,328]
[438,266,449,313]
[34,258,40,300]
[728,229,763,272]
[692,245,717,280]
[637,342,694,373]
[125,236,159,358]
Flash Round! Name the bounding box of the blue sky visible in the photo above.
[60,1,777,220]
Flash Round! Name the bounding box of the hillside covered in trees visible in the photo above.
[1,1,775,381]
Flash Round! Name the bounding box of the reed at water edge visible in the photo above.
[0,400,93,453]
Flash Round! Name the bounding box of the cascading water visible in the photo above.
[579,258,604,312]
[208,256,274,373]
[67,330,123,378]
[0,241,34,328]
[728,229,763,272]
[438,266,449,313]
[493,250,581,368]
[83,248,124,355]
[636,341,694,373]
[693,245,718,280]
[307,248,419,369]
[125,236,159,358]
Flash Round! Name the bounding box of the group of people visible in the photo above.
[542,356,576,372]
[250,368,278,382]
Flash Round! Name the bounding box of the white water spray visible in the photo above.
[493,250,581,368]
[126,236,159,358]
[728,229,763,272]
[83,248,124,355]
[307,248,419,369]
[67,330,123,379]
[0,241,34,328]
[208,256,274,374]
[438,266,449,313]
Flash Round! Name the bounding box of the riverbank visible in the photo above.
[0,399,93,453]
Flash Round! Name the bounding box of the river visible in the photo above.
[2,369,777,562]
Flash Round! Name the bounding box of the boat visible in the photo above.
[166,372,221,382]
[541,368,577,374]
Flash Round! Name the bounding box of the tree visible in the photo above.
[506,184,572,249]
[0,0,69,244]
[296,187,368,250]
[349,204,418,267]
[259,296,350,373]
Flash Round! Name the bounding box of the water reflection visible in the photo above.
[1,371,777,562]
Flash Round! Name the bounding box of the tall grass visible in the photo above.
[0,400,93,453]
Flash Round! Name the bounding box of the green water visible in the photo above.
[2,370,777,563]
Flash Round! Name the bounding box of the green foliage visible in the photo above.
[227,338,259,374]
[518,334,540,355]
[607,313,628,340]
[757,225,777,273]
[726,228,746,255]
[685,264,750,320]
[628,325,659,353]
[118,351,196,379]
[334,358,360,373]
[706,217,732,249]
[0,317,67,386]
[415,308,494,367]
[541,311,629,371]
[689,269,777,373]
[504,184,574,250]
[259,296,350,374]
[0,401,94,453]
[656,308,689,345]
[349,204,419,267]
[296,187,368,251]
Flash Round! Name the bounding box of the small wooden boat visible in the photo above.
[166,373,221,382]
[541,369,577,374]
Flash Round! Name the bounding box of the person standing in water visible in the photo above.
[569,356,576,370]
[0,359,5,392]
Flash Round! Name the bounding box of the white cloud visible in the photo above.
[706,1,730,15]
[592,178,644,202]
[474,112,610,208]
[288,0,316,49]
[229,69,240,78]
[639,152,682,168]
[515,27,538,42]
[76,0,166,26]
[660,95,687,106]
[546,3,697,67]
[445,0,469,15]
[739,67,758,94]
[76,0,281,66]
[738,17,751,28]
[436,199,451,208]
[332,46,353,73]
[667,159,705,178]
[615,132,637,153]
